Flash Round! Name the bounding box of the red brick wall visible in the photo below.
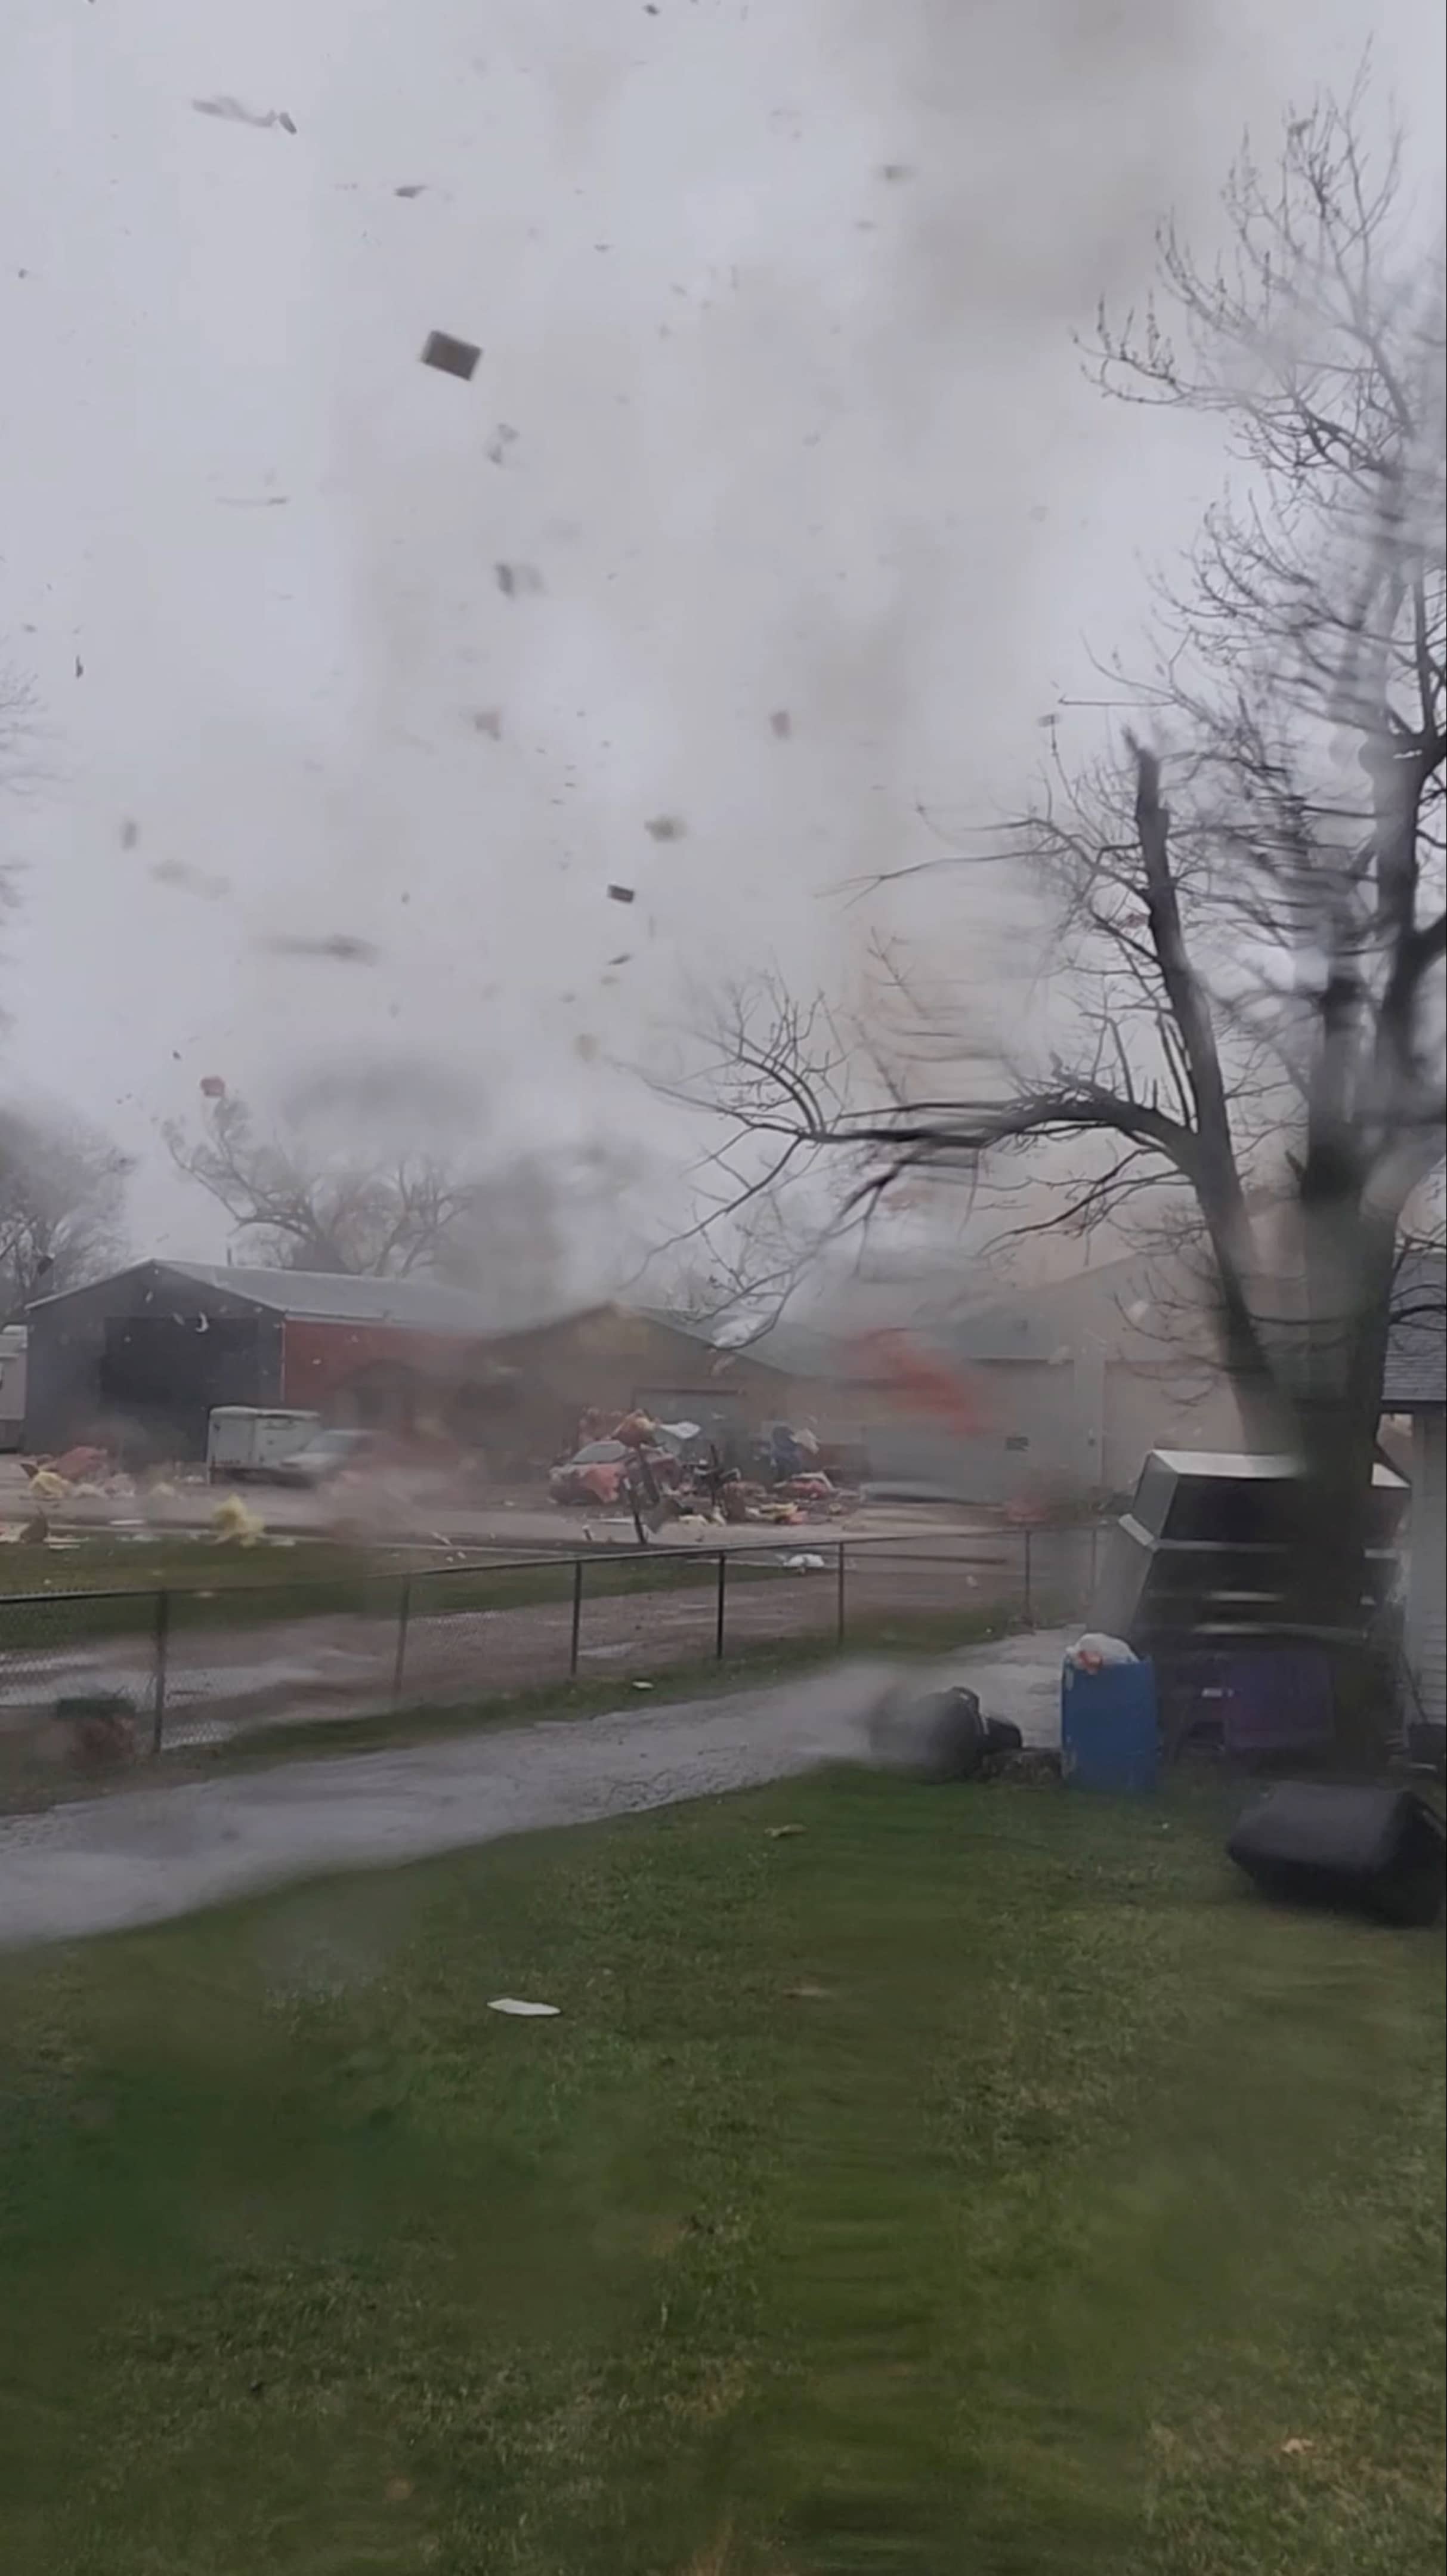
[280,1320,491,1420]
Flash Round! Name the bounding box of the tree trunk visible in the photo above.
[1282,1214,1397,1766]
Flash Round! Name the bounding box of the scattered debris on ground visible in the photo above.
[54,1694,138,1772]
[211,1493,267,1548]
[487,1997,560,2018]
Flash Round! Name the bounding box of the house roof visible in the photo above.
[1383,1253,1446,1411]
[162,1262,503,1335]
[629,1306,790,1373]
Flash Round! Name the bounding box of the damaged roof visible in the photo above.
[163,1264,520,1333]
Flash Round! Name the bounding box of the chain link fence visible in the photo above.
[1,1523,1103,1792]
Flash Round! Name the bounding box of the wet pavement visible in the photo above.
[0,1631,1069,1949]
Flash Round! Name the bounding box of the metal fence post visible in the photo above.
[837,1542,846,1645]
[715,1550,728,1660]
[1023,1526,1034,1626]
[392,1576,412,1708]
[570,1556,584,1678]
[151,1588,169,1756]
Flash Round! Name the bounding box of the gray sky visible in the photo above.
[2,0,1442,1271]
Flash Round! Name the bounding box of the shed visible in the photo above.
[22,1261,503,1462]
[1383,1253,1446,1752]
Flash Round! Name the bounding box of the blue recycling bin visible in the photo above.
[1061,1657,1160,1794]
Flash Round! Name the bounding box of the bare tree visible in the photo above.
[0,1106,131,1315]
[690,94,1445,1713]
[163,1086,635,1321]
[163,1087,489,1277]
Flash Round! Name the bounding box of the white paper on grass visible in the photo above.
[487,1997,561,2018]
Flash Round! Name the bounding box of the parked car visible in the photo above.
[271,1428,377,1488]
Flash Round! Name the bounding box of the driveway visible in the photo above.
[0,1631,1069,1950]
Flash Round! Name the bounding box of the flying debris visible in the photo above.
[199,1075,227,1099]
[262,935,380,965]
[471,709,503,738]
[421,329,481,381]
[769,709,792,738]
[485,423,519,464]
[644,814,686,841]
[494,561,543,597]
[151,858,230,899]
[606,884,635,905]
[192,97,297,133]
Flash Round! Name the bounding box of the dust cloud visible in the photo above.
[2,0,1439,1288]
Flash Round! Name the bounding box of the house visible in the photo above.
[21,1264,790,1469]
[750,1242,1249,1505]
[1382,1252,1446,1755]
[467,1305,787,1472]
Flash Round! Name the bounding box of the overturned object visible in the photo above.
[871,1682,987,1783]
[1227,1783,1445,1928]
[421,329,481,381]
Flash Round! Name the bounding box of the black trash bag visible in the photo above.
[1227,1783,1445,1928]
[984,1716,1024,1756]
[870,1684,987,1783]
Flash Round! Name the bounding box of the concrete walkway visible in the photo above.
[0,1631,1069,1951]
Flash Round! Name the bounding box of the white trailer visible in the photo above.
[206,1406,320,1482]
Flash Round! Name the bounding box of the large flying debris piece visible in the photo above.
[420,329,481,382]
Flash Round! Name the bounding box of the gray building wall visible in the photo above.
[24,1263,283,1459]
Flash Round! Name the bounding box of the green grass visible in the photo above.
[0,1772,1440,2575]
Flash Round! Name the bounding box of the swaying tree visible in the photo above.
[0,1106,131,1315]
[694,93,1445,1701]
[164,1086,493,1278]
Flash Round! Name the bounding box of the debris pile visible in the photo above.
[17,1448,138,1504]
[547,1410,858,1529]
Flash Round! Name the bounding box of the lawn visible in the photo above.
[0,1772,1441,2575]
